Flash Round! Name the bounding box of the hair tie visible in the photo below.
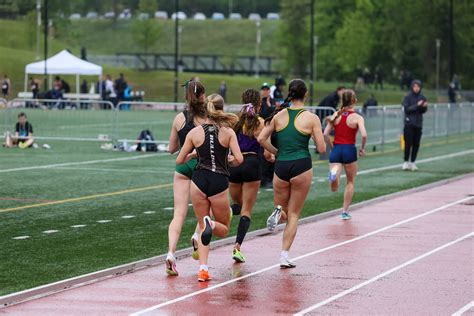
[181,80,190,88]
[242,103,255,117]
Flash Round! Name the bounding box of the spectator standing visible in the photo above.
[114,73,128,101]
[2,74,11,99]
[30,77,39,98]
[105,75,117,108]
[259,83,275,119]
[318,86,345,111]
[374,66,384,90]
[363,94,378,116]
[219,81,227,101]
[80,79,88,94]
[271,76,286,109]
[447,83,457,104]
[451,74,461,90]
[259,82,276,189]
[402,80,428,171]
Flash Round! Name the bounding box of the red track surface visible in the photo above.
[3,176,474,315]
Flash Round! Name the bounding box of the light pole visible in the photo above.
[36,0,41,60]
[229,0,233,17]
[314,35,318,83]
[309,0,315,106]
[436,38,441,97]
[174,0,179,106]
[178,26,183,73]
[255,20,261,78]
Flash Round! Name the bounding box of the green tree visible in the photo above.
[278,0,311,77]
[131,19,160,59]
[138,0,157,16]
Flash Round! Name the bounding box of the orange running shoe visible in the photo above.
[197,269,212,282]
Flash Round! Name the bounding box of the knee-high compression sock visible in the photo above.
[236,215,251,245]
[231,203,242,216]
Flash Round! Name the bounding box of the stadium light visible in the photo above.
[436,39,441,97]
[255,20,261,78]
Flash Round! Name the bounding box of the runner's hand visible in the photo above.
[359,148,365,157]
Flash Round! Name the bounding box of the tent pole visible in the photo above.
[24,73,28,93]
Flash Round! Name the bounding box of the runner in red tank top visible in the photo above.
[324,90,367,220]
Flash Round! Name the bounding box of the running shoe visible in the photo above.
[201,216,213,246]
[328,166,339,182]
[197,269,212,282]
[165,254,178,276]
[341,212,352,220]
[267,205,282,232]
[232,248,246,263]
[191,236,199,260]
[409,163,418,171]
[402,162,410,170]
[280,257,296,269]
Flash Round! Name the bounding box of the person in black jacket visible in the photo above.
[402,80,427,171]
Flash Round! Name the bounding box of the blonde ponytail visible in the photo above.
[206,94,238,128]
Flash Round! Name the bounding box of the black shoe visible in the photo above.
[201,216,213,246]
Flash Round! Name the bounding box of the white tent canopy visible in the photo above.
[24,50,102,94]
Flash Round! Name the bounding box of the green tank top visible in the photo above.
[276,108,311,161]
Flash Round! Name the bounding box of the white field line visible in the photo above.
[452,301,474,316]
[0,153,167,173]
[315,149,474,179]
[57,121,171,129]
[54,167,170,174]
[295,232,474,315]
[130,196,472,316]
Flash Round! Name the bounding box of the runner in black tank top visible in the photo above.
[166,80,207,276]
[176,95,243,282]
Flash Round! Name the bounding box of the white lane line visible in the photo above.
[143,211,156,214]
[42,230,59,234]
[295,232,474,315]
[12,236,30,240]
[121,215,135,219]
[55,167,167,174]
[163,207,174,211]
[130,196,472,316]
[70,225,87,228]
[314,149,474,178]
[0,153,167,174]
[97,220,112,223]
[453,301,474,316]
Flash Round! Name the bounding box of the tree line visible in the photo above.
[280,0,473,89]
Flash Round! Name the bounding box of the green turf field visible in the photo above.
[0,106,473,296]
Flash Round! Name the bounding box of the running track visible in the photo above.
[3,176,473,315]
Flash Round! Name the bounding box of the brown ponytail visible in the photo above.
[327,89,357,124]
[185,80,206,120]
[206,94,238,128]
[234,89,261,137]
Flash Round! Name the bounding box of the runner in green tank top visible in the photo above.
[258,79,326,269]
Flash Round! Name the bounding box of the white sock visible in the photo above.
[280,250,289,259]
[167,252,174,260]
[192,233,198,240]
[199,264,208,271]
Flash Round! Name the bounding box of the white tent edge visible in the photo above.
[23,50,102,94]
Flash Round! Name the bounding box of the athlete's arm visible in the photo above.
[323,121,334,149]
[176,131,195,164]
[312,116,326,154]
[357,116,367,156]
[168,114,183,154]
[257,118,278,155]
[227,128,244,166]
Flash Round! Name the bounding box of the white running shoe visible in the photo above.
[328,165,339,182]
[410,163,418,171]
[402,162,410,170]
[165,253,178,276]
[267,205,282,232]
[280,257,296,269]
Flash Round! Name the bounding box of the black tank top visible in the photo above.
[177,110,195,147]
[196,124,230,176]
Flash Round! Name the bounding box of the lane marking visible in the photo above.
[2,150,472,215]
[12,236,30,240]
[143,211,156,214]
[295,232,474,315]
[0,183,172,214]
[70,225,87,228]
[130,196,472,316]
[0,153,165,174]
[314,149,474,179]
[97,220,112,223]
[54,167,168,174]
[453,301,474,316]
[42,230,59,234]
[121,215,135,219]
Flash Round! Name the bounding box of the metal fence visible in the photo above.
[1,99,472,152]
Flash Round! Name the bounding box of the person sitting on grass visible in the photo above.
[4,112,35,149]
